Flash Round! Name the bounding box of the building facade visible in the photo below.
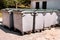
[31,0,60,9]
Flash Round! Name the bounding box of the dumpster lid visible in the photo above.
[5,8,24,11]
[35,9,58,13]
[21,9,37,13]
[21,11,34,13]
[23,9,37,11]
[8,9,13,12]
[2,8,11,11]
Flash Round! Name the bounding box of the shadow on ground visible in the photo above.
[55,24,60,29]
[0,25,22,36]
[0,24,60,36]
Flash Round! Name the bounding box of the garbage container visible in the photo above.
[13,10,35,34]
[51,12,58,25]
[35,11,44,31]
[56,11,60,24]
[2,9,14,30]
[56,10,60,25]
[41,9,53,29]
[44,12,52,28]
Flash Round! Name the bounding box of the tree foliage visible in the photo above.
[0,0,31,9]
[3,0,15,7]
[0,0,5,9]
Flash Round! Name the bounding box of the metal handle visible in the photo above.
[43,13,46,16]
[31,13,34,16]
[22,13,25,17]
[36,13,38,16]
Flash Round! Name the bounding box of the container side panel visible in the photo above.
[44,13,52,27]
[35,13,43,30]
[51,12,58,25]
[13,12,22,31]
[22,14,33,32]
[2,11,10,28]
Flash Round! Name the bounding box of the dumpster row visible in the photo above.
[2,9,60,35]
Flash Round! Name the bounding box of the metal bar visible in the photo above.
[33,13,36,33]
[10,12,14,30]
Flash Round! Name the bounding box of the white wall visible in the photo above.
[31,1,42,9]
[47,0,60,9]
[31,0,60,9]
[31,1,36,9]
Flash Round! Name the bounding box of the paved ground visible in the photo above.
[0,25,60,40]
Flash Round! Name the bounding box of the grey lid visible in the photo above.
[21,9,37,13]
[35,9,58,13]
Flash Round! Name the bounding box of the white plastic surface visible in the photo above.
[44,13,52,27]
[35,13,43,30]
[51,12,58,25]
[22,14,33,32]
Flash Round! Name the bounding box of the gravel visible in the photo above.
[0,27,60,40]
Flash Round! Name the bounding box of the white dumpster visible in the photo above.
[13,10,34,34]
[23,14,33,33]
[56,11,60,24]
[35,11,44,31]
[44,12,52,28]
[51,12,58,25]
[2,9,13,29]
